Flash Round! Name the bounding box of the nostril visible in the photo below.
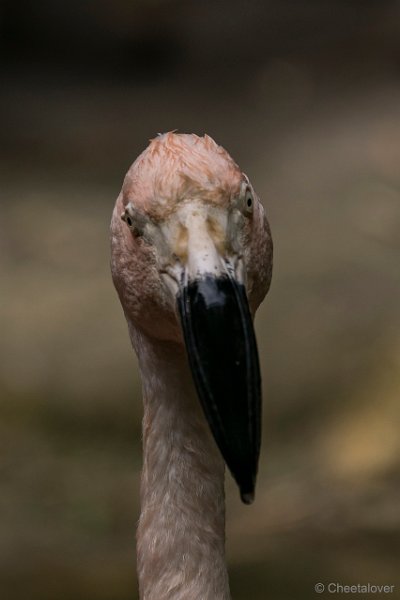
[126,216,133,227]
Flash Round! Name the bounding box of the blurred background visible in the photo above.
[1,1,400,598]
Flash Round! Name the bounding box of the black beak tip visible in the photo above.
[237,466,257,504]
[240,489,255,505]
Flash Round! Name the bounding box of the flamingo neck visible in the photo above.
[131,327,230,600]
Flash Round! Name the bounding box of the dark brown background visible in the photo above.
[1,2,400,599]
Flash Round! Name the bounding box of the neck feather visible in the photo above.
[131,327,230,600]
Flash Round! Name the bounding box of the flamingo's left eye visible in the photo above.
[244,187,254,215]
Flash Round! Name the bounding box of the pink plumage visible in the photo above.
[111,132,272,599]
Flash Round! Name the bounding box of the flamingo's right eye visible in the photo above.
[121,205,148,238]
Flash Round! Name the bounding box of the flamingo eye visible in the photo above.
[121,205,147,238]
[244,187,254,215]
[122,210,134,228]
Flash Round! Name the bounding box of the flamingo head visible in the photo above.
[111,132,273,502]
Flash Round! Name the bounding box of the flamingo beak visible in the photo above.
[176,269,262,504]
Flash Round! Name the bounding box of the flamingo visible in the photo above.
[110,132,273,600]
